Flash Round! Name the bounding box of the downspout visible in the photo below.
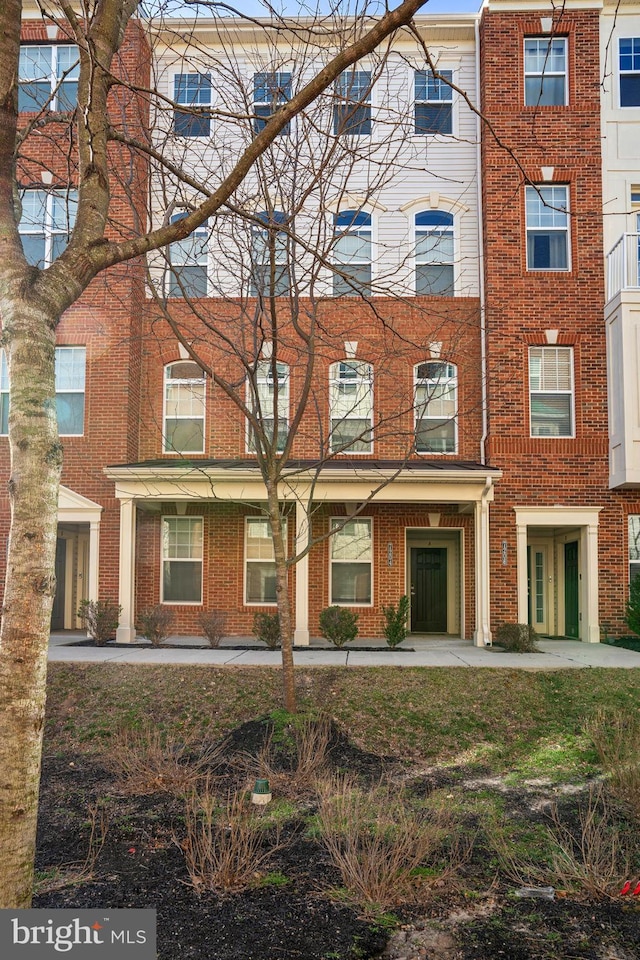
[479,474,493,646]
[475,12,488,466]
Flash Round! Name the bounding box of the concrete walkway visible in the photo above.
[48,632,640,669]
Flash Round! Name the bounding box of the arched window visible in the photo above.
[333,211,372,296]
[163,360,206,454]
[329,360,373,454]
[247,360,289,453]
[414,361,457,454]
[415,211,454,296]
[250,211,290,297]
[167,212,208,298]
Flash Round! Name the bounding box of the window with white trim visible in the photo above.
[164,361,206,454]
[620,38,640,107]
[0,346,85,436]
[174,73,212,136]
[525,185,569,271]
[19,190,77,267]
[329,360,373,454]
[415,212,454,295]
[629,515,640,582]
[524,37,567,106]
[0,352,8,435]
[245,517,285,604]
[247,360,289,453]
[414,361,457,453]
[334,70,371,135]
[19,44,79,111]
[529,346,574,437]
[333,211,372,296]
[167,213,208,298]
[250,211,289,297]
[162,516,203,603]
[414,69,452,134]
[330,518,372,605]
[253,71,291,135]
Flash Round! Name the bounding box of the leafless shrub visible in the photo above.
[586,708,640,820]
[199,610,227,648]
[34,802,109,893]
[136,604,174,646]
[239,713,334,799]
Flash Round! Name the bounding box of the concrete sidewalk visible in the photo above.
[48,632,640,669]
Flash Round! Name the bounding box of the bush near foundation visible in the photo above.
[494,623,539,653]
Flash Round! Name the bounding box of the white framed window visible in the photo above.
[529,346,574,437]
[19,44,79,112]
[253,71,291,135]
[329,360,373,454]
[19,190,77,267]
[167,212,208,298]
[525,185,569,271]
[162,516,203,604]
[0,346,85,436]
[163,361,206,454]
[629,515,640,582]
[250,211,289,297]
[247,360,289,454]
[174,73,212,137]
[0,352,8,435]
[334,70,371,135]
[245,516,285,604]
[415,212,454,295]
[620,38,640,107]
[333,211,372,296]
[414,69,453,134]
[330,518,372,605]
[414,361,457,454]
[524,37,567,106]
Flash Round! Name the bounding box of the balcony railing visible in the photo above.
[607,233,640,299]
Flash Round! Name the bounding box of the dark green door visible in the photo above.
[51,537,66,630]
[410,547,447,632]
[564,540,579,639]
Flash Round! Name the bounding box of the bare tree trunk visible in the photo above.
[265,482,296,714]
[0,297,61,907]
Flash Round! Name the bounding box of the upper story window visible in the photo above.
[167,213,208,298]
[174,73,212,137]
[250,211,289,297]
[247,360,289,454]
[414,69,453,134]
[329,360,373,454]
[333,211,372,297]
[334,70,371,136]
[253,72,291,135]
[620,38,640,107]
[164,361,206,454]
[529,346,574,437]
[162,516,203,604]
[414,361,457,454]
[525,185,569,271]
[0,346,85,436]
[415,211,454,295]
[19,189,77,267]
[19,44,79,112]
[524,37,567,106]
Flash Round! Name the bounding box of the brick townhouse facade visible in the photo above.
[3,0,640,644]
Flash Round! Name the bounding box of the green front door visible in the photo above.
[51,537,66,630]
[410,547,447,632]
[564,540,579,638]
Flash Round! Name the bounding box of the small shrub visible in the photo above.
[199,609,227,648]
[382,595,410,648]
[252,612,281,649]
[494,622,539,653]
[586,708,640,821]
[625,573,640,636]
[77,599,121,646]
[319,605,358,648]
[136,604,174,646]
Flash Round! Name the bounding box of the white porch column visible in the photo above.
[584,522,600,642]
[116,497,137,643]
[294,491,311,646]
[88,520,100,602]
[516,521,528,624]
[473,490,492,646]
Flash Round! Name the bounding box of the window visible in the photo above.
[168,213,208,297]
[620,38,640,107]
[415,212,454,295]
[245,517,285,604]
[414,69,453,134]
[525,185,569,271]
[174,73,212,136]
[414,361,457,453]
[19,190,77,267]
[253,71,291,134]
[329,360,373,454]
[524,37,567,106]
[333,211,372,296]
[247,361,289,453]
[250,211,289,297]
[0,346,85,436]
[334,70,371,135]
[162,517,203,603]
[529,346,574,437]
[0,352,8,435]
[19,45,79,112]
[330,519,372,605]
[629,516,640,582]
[164,361,206,454]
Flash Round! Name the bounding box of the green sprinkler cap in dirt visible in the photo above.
[251,778,272,805]
[253,778,270,794]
